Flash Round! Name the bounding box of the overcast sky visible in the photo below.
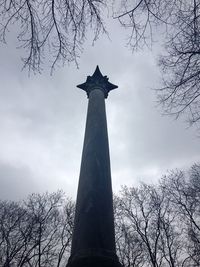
[0,18,200,201]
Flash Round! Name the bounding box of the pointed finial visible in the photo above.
[92,65,102,78]
[77,66,118,98]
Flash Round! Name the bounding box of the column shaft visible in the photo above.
[71,89,115,256]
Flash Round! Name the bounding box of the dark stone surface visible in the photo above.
[67,249,122,267]
[77,66,118,98]
[67,68,121,267]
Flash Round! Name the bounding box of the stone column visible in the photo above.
[67,66,121,267]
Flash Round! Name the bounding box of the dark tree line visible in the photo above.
[0,191,74,267]
[1,163,200,266]
[115,163,200,267]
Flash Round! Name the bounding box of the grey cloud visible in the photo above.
[0,20,199,200]
[0,161,38,200]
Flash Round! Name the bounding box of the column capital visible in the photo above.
[77,66,118,98]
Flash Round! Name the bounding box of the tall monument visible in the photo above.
[67,66,121,267]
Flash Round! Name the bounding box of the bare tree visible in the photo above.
[0,191,74,267]
[114,177,197,267]
[115,184,165,267]
[1,0,199,128]
[0,0,107,72]
[0,201,27,267]
[113,0,200,128]
[114,195,145,267]
[1,165,200,267]
[22,191,74,267]
[161,164,200,266]
[55,200,74,267]
[158,197,184,267]
[158,1,200,127]
[0,0,199,128]
[113,0,172,50]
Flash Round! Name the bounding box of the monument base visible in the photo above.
[67,249,122,267]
